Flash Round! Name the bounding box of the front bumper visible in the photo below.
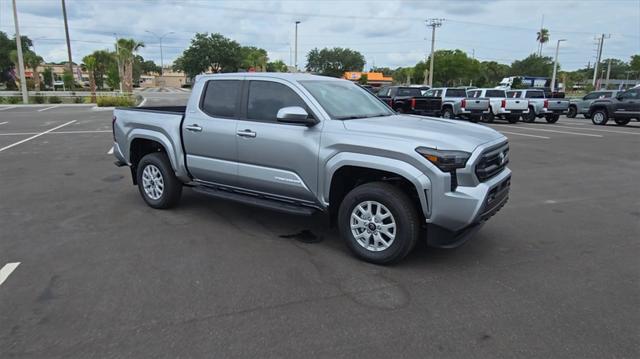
[426,168,511,248]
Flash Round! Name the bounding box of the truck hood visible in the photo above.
[342,115,505,153]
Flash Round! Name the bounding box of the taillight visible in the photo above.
[543,99,549,108]
[112,115,117,141]
[501,99,506,108]
[461,99,466,108]
[410,98,416,109]
[388,99,393,106]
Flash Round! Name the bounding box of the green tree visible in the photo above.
[43,66,53,88]
[106,63,120,90]
[62,68,74,90]
[595,58,630,79]
[82,55,97,102]
[358,73,368,85]
[91,50,116,89]
[266,60,288,72]
[630,55,640,75]
[424,49,479,86]
[116,38,145,92]
[241,46,268,71]
[370,66,394,76]
[392,67,413,84]
[536,28,550,56]
[24,50,44,91]
[474,61,511,87]
[173,33,242,78]
[510,53,554,77]
[305,47,365,77]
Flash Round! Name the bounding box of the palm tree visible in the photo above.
[536,28,550,56]
[116,38,144,93]
[24,51,44,91]
[82,55,97,102]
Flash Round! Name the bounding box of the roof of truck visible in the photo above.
[195,72,343,82]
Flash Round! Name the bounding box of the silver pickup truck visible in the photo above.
[507,89,569,123]
[424,87,490,122]
[467,88,529,123]
[112,73,511,264]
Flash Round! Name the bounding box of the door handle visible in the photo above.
[185,124,202,132]
[236,129,257,138]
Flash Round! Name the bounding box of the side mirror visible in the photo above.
[276,106,316,126]
[616,94,624,100]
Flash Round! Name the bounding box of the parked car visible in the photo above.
[588,87,640,126]
[424,87,490,122]
[112,73,511,264]
[377,86,441,116]
[568,90,619,118]
[467,88,529,123]
[506,89,569,123]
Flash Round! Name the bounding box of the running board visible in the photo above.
[192,185,317,216]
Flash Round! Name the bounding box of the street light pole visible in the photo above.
[550,39,566,94]
[294,21,300,72]
[426,18,443,87]
[145,30,174,76]
[12,0,28,103]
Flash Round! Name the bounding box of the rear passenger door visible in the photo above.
[182,79,241,186]
[235,79,322,204]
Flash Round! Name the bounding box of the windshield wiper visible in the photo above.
[335,113,393,120]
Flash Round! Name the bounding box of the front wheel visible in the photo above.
[523,107,536,123]
[591,109,609,125]
[545,114,560,123]
[567,106,577,118]
[614,118,631,126]
[137,152,182,209]
[338,182,420,265]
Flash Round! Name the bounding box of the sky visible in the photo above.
[1,0,639,72]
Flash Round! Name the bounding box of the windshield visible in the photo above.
[300,80,394,119]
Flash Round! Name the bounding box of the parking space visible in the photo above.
[0,102,638,358]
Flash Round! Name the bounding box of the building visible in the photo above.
[343,71,393,88]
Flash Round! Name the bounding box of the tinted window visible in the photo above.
[377,87,390,97]
[247,81,307,122]
[583,92,601,100]
[445,89,467,97]
[506,91,522,98]
[525,91,545,98]
[486,90,506,97]
[467,90,481,98]
[621,89,639,99]
[602,92,613,98]
[201,80,240,118]
[424,89,442,97]
[397,88,422,97]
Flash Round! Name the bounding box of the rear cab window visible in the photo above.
[467,90,481,98]
[396,88,422,97]
[445,89,467,98]
[200,80,241,118]
[506,91,522,98]
[525,91,545,99]
[486,90,506,97]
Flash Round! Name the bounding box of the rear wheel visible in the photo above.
[591,109,609,125]
[338,182,420,265]
[614,118,631,126]
[136,152,182,209]
[441,107,454,119]
[483,109,495,123]
[567,105,577,118]
[507,115,520,123]
[523,107,536,123]
[545,114,560,123]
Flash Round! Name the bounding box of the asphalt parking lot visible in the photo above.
[1,94,638,358]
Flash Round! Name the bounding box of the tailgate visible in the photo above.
[465,98,489,111]
[505,99,528,111]
[415,97,441,111]
[547,99,569,111]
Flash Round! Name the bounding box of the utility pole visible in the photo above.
[61,0,74,82]
[550,39,566,94]
[12,0,28,103]
[604,58,612,89]
[145,31,174,76]
[592,34,609,86]
[294,21,300,72]
[426,18,444,87]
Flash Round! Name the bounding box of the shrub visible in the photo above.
[96,96,135,107]
[0,97,5,104]
[73,96,84,103]
[48,96,62,104]
[7,96,21,104]
[34,96,46,104]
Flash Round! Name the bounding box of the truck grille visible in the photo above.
[475,142,509,182]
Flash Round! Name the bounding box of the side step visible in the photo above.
[192,185,317,216]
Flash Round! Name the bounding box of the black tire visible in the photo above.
[483,109,495,123]
[614,118,631,126]
[567,105,577,118]
[591,109,609,125]
[523,107,536,123]
[441,107,454,119]
[507,115,520,123]
[545,114,560,123]
[338,182,420,265]
[136,152,182,209]
[469,115,480,123]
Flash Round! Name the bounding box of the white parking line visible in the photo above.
[37,105,58,112]
[491,124,603,138]
[0,129,110,136]
[499,130,550,139]
[0,120,76,152]
[0,106,17,111]
[107,146,114,154]
[546,124,640,135]
[0,262,20,286]
[0,121,7,125]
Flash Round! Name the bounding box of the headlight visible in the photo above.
[416,147,471,172]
